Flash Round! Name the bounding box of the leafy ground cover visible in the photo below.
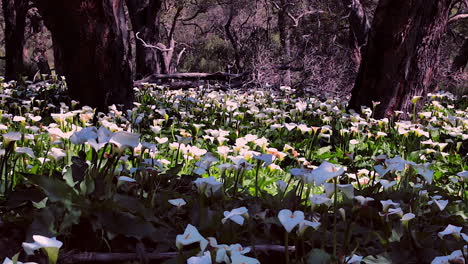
[0,79,467,264]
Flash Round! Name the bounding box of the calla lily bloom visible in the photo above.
[118,176,136,183]
[175,224,208,251]
[168,198,186,208]
[324,183,354,199]
[310,161,344,186]
[438,224,462,240]
[193,176,223,197]
[231,254,260,264]
[297,220,321,235]
[253,154,274,167]
[380,200,400,212]
[431,249,465,264]
[278,209,305,233]
[354,196,374,206]
[345,254,363,264]
[22,235,63,255]
[109,131,140,151]
[187,251,212,264]
[222,207,249,225]
[70,127,98,145]
[309,194,332,209]
[401,213,415,222]
[2,258,38,264]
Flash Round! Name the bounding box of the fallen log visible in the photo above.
[59,245,296,263]
[134,80,246,90]
[138,71,250,82]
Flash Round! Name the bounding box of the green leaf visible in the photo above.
[306,249,331,264]
[23,173,77,206]
[11,252,20,264]
[32,197,48,209]
[94,209,157,240]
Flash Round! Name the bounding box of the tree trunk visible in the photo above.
[341,0,370,66]
[126,0,162,79]
[52,35,64,76]
[348,0,453,119]
[278,0,291,86]
[2,0,28,80]
[451,38,468,72]
[35,0,134,110]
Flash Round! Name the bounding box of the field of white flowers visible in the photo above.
[0,79,466,264]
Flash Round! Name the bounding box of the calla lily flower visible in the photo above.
[118,176,136,183]
[253,154,274,167]
[431,249,465,264]
[297,220,321,235]
[22,235,63,255]
[193,176,223,197]
[324,183,354,199]
[229,244,251,256]
[310,161,344,186]
[70,127,98,145]
[401,213,415,222]
[380,199,400,212]
[222,207,249,225]
[276,180,287,192]
[414,163,434,183]
[231,254,260,264]
[3,131,21,143]
[2,258,38,264]
[438,224,462,240]
[16,147,35,158]
[385,155,408,172]
[176,224,208,251]
[168,198,186,208]
[109,131,140,151]
[278,209,304,233]
[49,147,67,161]
[456,171,468,182]
[379,179,397,190]
[354,196,374,206]
[309,194,332,209]
[187,251,212,264]
[428,199,448,211]
[345,254,363,264]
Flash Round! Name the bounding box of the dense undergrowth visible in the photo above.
[0,79,467,264]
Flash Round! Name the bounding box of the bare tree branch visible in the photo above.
[135,32,173,52]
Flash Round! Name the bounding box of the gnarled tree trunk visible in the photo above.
[452,38,468,72]
[35,0,133,110]
[341,0,370,66]
[126,0,162,79]
[2,0,28,80]
[348,0,453,119]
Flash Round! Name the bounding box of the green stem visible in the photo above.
[284,231,290,264]
[333,177,338,259]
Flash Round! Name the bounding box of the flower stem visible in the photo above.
[284,231,290,264]
[333,177,338,259]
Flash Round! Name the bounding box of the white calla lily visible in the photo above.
[278,209,304,233]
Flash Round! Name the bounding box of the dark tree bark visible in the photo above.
[51,35,64,76]
[126,0,162,79]
[348,0,453,119]
[2,0,28,80]
[451,38,468,72]
[341,0,370,66]
[277,0,292,86]
[35,0,134,110]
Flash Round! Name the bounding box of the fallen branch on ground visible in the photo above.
[59,245,296,263]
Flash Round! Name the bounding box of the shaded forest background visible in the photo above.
[1,0,467,98]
